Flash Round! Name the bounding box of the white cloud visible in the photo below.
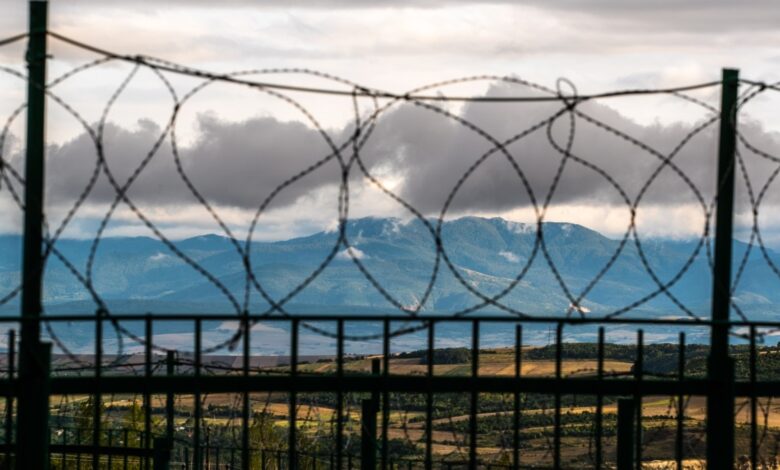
[498,250,519,263]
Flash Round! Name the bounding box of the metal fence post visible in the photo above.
[166,351,175,441]
[361,358,380,470]
[153,437,172,470]
[288,319,298,470]
[360,398,377,470]
[4,330,15,465]
[617,398,635,470]
[18,1,51,469]
[707,68,739,470]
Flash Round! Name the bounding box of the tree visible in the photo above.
[248,412,285,470]
[122,399,146,448]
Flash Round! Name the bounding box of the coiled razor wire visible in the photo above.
[1,31,778,349]
[2,30,780,462]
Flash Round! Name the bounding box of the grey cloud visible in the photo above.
[3,1,775,65]
[363,83,780,216]
[41,115,346,212]
[34,82,780,220]
[3,1,778,43]
[35,0,780,33]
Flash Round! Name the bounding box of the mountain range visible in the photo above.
[1,217,778,319]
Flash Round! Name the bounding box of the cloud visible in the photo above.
[4,1,778,69]
[28,1,780,39]
[367,82,780,218]
[498,251,519,263]
[34,114,346,211]
[5,80,780,243]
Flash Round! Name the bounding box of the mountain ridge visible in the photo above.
[0,216,777,319]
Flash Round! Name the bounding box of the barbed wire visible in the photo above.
[2,30,780,465]
[0,31,769,343]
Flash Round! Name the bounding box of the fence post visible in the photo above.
[205,428,210,468]
[617,398,635,470]
[707,68,739,470]
[288,319,298,470]
[4,330,15,463]
[152,437,172,470]
[166,351,175,441]
[361,399,377,470]
[361,358,380,470]
[18,2,52,470]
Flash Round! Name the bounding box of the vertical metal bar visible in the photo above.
[289,319,298,470]
[360,395,376,470]
[4,330,14,464]
[145,317,153,470]
[469,320,479,470]
[93,318,103,469]
[166,351,175,440]
[194,319,201,470]
[360,359,380,470]
[153,437,172,470]
[513,325,521,470]
[635,329,643,470]
[230,446,235,469]
[381,319,390,470]
[337,319,344,470]
[242,318,250,470]
[553,323,562,469]
[123,428,128,470]
[18,2,51,469]
[707,67,739,470]
[205,428,210,469]
[750,326,757,469]
[76,427,82,468]
[107,430,113,469]
[676,332,685,470]
[20,0,47,413]
[595,327,604,470]
[60,425,65,469]
[617,398,635,470]
[425,321,434,470]
[371,358,380,408]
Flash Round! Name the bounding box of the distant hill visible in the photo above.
[1,217,777,318]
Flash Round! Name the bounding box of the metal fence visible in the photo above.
[4,1,780,469]
[0,315,780,469]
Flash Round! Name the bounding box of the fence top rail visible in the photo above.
[3,312,779,327]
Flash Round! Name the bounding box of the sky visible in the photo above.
[1,0,780,244]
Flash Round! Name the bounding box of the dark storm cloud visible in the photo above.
[33,81,780,218]
[40,115,346,212]
[360,84,735,214]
